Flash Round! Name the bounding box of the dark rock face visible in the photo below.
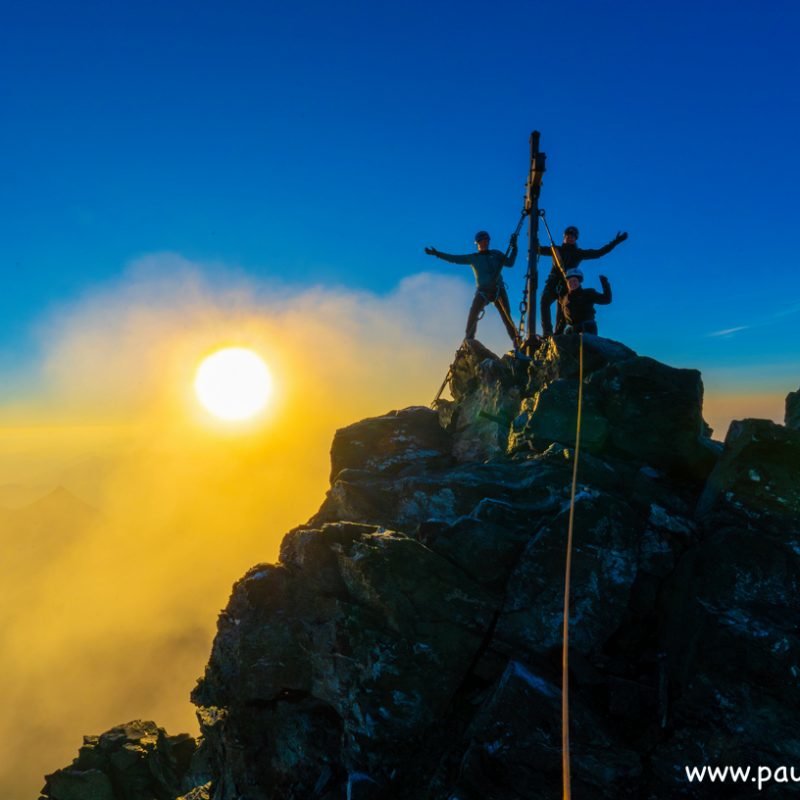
[191,523,498,798]
[440,339,523,463]
[511,336,718,479]
[786,387,800,431]
[40,721,199,800]
[495,494,643,659]
[42,336,800,800]
[329,407,452,481]
[697,418,800,531]
[456,661,642,800]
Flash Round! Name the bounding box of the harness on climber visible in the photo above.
[474,218,526,322]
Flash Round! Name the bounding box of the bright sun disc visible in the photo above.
[194,348,272,421]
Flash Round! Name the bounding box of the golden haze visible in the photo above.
[0,256,786,796]
[0,259,474,797]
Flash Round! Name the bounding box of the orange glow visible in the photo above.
[703,391,785,440]
[0,266,472,798]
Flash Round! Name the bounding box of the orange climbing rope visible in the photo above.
[562,332,584,800]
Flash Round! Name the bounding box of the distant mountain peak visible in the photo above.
[27,485,97,517]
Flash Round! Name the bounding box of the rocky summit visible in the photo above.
[42,336,800,800]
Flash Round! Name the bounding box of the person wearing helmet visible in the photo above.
[539,226,627,337]
[425,230,520,347]
[556,268,612,335]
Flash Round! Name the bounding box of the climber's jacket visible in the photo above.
[559,276,612,327]
[539,239,622,285]
[432,246,517,291]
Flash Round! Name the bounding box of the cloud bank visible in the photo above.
[1,254,511,797]
[2,253,789,795]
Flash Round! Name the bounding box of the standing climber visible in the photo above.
[540,226,627,337]
[557,268,612,335]
[425,230,520,347]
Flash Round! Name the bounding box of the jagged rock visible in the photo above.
[445,340,521,463]
[526,333,638,394]
[785,387,800,430]
[651,530,800,798]
[589,356,717,478]
[506,339,719,479]
[454,661,641,800]
[638,503,695,578]
[697,418,800,532]
[330,406,452,481]
[313,468,462,529]
[191,524,497,798]
[509,378,609,454]
[43,337,800,800]
[42,769,114,800]
[312,455,565,533]
[638,419,800,798]
[495,493,643,658]
[448,338,510,402]
[176,785,211,800]
[41,721,196,800]
[417,498,544,590]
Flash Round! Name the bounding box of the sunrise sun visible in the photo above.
[194,347,272,421]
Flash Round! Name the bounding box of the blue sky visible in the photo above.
[2,7,798,789]
[2,0,798,400]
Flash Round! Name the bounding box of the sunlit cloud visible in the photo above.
[4,253,789,796]
[1,254,511,797]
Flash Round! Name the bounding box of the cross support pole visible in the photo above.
[524,131,546,348]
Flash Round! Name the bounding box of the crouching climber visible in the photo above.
[425,230,520,348]
[557,268,611,335]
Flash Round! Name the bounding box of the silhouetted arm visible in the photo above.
[593,275,612,304]
[579,232,628,260]
[426,249,472,264]
[504,244,518,267]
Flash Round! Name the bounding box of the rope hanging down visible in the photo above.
[562,332,584,800]
[518,207,563,339]
[507,208,529,260]
[539,208,570,283]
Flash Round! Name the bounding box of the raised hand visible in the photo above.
[425,246,438,256]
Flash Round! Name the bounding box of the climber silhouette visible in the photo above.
[539,226,626,337]
[425,230,520,348]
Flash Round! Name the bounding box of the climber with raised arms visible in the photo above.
[557,268,612,335]
[539,225,627,337]
[425,230,520,349]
